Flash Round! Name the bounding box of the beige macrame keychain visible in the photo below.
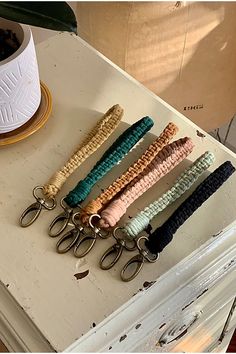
[19,104,123,227]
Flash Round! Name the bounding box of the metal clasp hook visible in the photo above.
[73,214,110,258]
[56,212,83,254]
[120,236,159,282]
[20,186,56,227]
[100,227,136,270]
[48,198,75,237]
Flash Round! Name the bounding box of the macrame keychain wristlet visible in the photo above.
[69,137,194,258]
[79,122,178,225]
[99,137,194,229]
[100,151,215,270]
[65,123,178,257]
[49,116,154,238]
[121,161,235,282]
[64,117,154,208]
[19,104,123,227]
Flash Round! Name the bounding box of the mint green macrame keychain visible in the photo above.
[100,151,215,270]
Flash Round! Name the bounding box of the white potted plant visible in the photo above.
[0,2,77,133]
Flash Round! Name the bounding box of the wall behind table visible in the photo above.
[76,1,236,132]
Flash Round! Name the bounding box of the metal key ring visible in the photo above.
[56,211,84,253]
[71,211,82,226]
[48,199,82,237]
[99,228,137,270]
[48,210,72,237]
[72,214,110,258]
[89,214,110,239]
[73,233,97,258]
[136,236,159,263]
[120,236,159,281]
[20,201,43,227]
[120,253,145,282]
[33,186,56,210]
[113,227,136,251]
[100,242,125,270]
[56,224,83,254]
[33,186,57,210]
[20,186,57,227]
[60,197,71,211]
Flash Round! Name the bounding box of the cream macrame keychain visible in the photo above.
[19,104,123,227]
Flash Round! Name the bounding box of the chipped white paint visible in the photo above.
[66,224,236,352]
[0,33,235,352]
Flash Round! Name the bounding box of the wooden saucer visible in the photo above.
[0,81,52,146]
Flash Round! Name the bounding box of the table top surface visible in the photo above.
[0,33,236,351]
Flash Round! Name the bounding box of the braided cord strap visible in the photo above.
[64,116,154,207]
[124,151,215,238]
[100,137,194,228]
[43,104,123,199]
[80,122,178,224]
[146,161,235,255]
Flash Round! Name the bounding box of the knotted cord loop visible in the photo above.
[100,137,194,228]
[80,122,178,224]
[124,151,215,238]
[43,104,124,198]
[146,161,235,254]
[64,116,154,207]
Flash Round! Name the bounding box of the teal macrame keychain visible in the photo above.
[48,116,154,238]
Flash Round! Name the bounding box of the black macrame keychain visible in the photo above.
[121,161,235,281]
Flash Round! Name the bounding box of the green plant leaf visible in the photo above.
[0,2,77,33]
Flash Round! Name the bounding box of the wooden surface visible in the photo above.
[0,33,236,351]
[0,341,8,353]
[77,1,236,132]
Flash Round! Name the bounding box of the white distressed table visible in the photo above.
[0,33,235,353]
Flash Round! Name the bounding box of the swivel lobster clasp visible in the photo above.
[20,186,56,227]
[56,211,83,254]
[48,197,76,237]
[73,214,111,258]
[100,227,136,270]
[120,236,159,282]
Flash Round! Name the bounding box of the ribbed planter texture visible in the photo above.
[0,18,41,133]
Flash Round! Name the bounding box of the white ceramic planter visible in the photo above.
[0,18,41,133]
